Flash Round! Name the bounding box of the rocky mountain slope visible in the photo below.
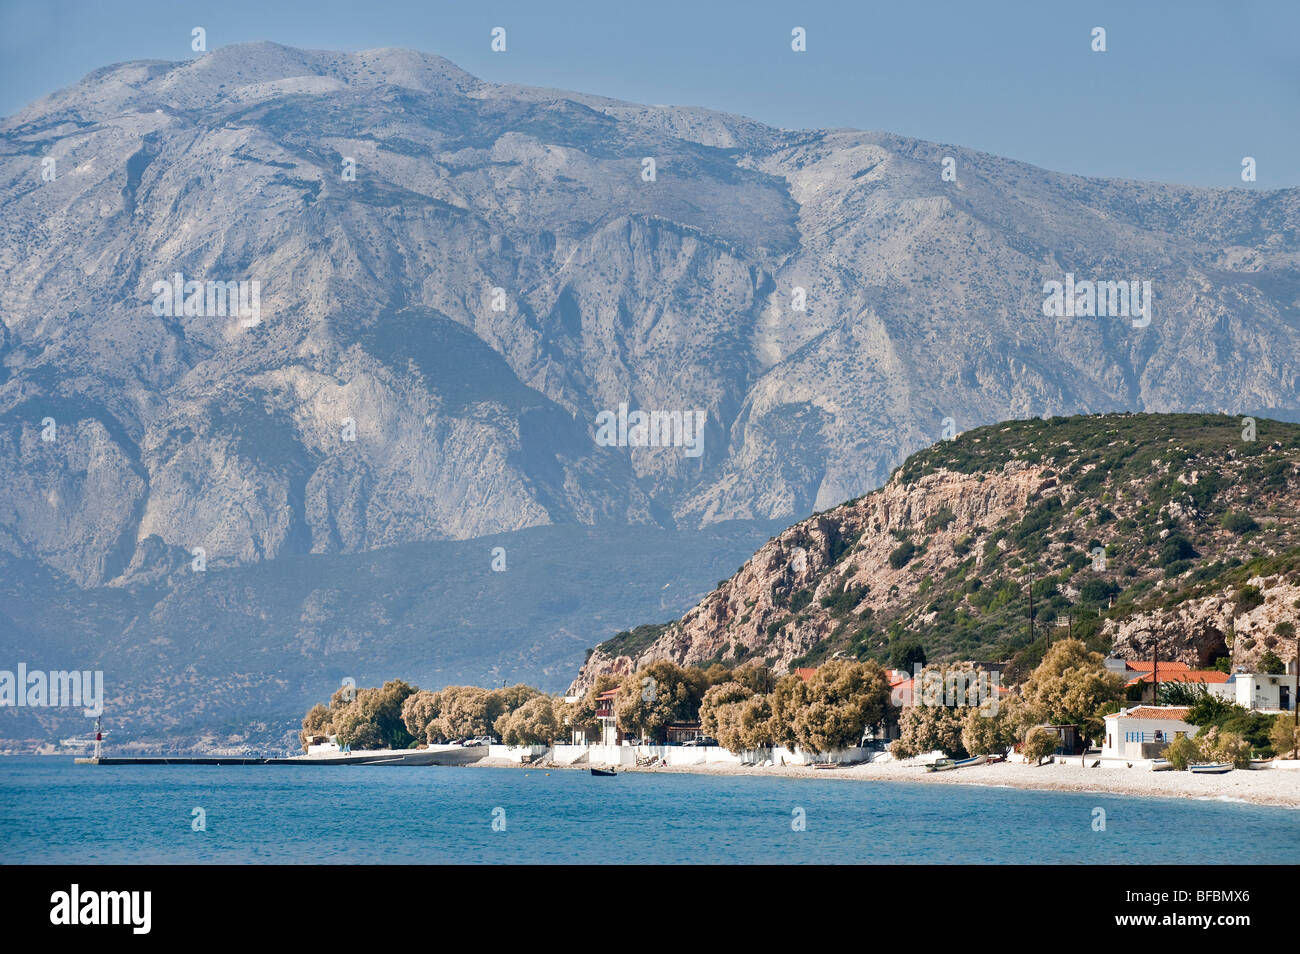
[2,44,1299,747]
[572,414,1300,690]
[3,43,1299,589]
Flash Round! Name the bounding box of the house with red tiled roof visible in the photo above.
[594,688,621,746]
[1101,705,1197,760]
[1125,666,1233,704]
[1125,660,1191,673]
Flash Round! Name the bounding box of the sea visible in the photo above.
[1,756,1296,864]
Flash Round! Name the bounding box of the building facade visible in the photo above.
[1101,706,1197,760]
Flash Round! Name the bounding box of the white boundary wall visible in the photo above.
[544,744,872,767]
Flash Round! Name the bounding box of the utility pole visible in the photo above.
[1151,640,1159,705]
[1028,570,1035,647]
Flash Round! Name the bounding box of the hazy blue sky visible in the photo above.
[1,0,1296,187]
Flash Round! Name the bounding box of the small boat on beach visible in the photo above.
[1189,762,1234,774]
[1150,759,1175,772]
[953,755,987,768]
[809,762,838,770]
[926,758,957,772]
[590,767,617,776]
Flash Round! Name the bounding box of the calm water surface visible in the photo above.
[1,757,1295,864]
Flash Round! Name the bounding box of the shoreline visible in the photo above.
[469,755,1300,809]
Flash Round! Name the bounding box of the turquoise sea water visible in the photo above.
[1,757,1296,864]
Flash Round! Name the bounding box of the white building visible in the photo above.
[1231,665,1297,713]
[1101,706,1197,760]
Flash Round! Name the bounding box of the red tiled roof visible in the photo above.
[595,689,620,700]
[795,667,818,682]
[1107,706,1193,721]
[1126,660,1190,673]
[890,676,1009,700]
[1125,669,1230,687]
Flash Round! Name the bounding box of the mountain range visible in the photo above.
[1,43,1297,748]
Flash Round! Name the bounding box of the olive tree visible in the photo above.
[615,660,709,743]
[699,681,751,748]
[791,660,892,754]
[1269,715,1299,760]
[1021,726,1059,766]
[891,705,966,759]
[401,689,442,742]
[496,696,561,746]
[299,703,334,752]
[1017,639,1124,744]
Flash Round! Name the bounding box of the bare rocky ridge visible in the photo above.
[572,414,1300,692]
[2,43,1299,588]
[576,463,1052,685]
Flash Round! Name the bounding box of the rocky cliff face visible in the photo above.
[3,43,1300,589]
[573,414,1300,691]
[1105,576,1300,671]
[576,463,1052,686]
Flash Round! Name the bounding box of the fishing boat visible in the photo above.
[809,762,838,770]
[926,758,957,772]
[1150,759,1175,772]
[953,755,987,768]
[1189,762,1234,774]
[590,767,617,776]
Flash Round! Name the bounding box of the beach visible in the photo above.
[471,754,1300,809]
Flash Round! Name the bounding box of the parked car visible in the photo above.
[683,736,719,747]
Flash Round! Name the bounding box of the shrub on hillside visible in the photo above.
[888,541,917,569]
[1222,511,1259,535]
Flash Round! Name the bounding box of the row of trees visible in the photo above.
[303,658,895,755]
[890,640,1126,760]
[300,680,566,751]
[562,658,894,753]
[302,639,1294,761]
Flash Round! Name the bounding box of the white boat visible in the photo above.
[1150,759,1175,772]
[1189,762,1234,774]
[953,755,987,768]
